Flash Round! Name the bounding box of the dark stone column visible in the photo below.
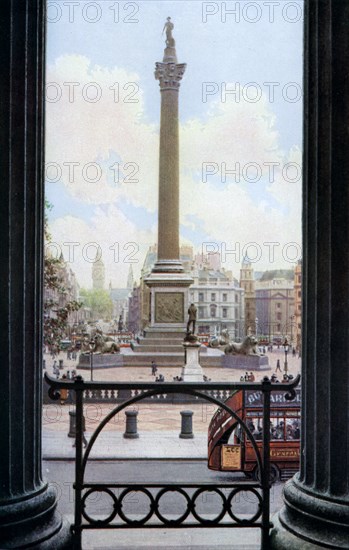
[270,1,349,548]
[123,410,139,439]
[179,410,194,439]
[0,2,72,547]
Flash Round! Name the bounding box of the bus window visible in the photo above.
[286,419,300,440]
[246,413,263,440]
[270,417,285,440]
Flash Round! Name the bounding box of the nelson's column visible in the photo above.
[145,18,193,333]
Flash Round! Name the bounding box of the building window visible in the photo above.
[276,302,281,308]
[222,308,227,318]
[298,291,301,297]
[235,294,238,303]
[198,292,204,302]
[223,293,227,302]
[198,306,205,319]
[210,304,217,317]
[277,324,281,332]
[211,293,216,301]
[277,312,282,321]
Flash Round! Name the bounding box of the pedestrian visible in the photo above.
[151,360,157,376]
[275,359,282,372]
[248,372,255,382]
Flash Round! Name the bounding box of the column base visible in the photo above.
[270,475,349,549]
[0,485,74,549]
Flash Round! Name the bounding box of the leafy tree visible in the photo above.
[44,201,81,352]
[79,288,114,320]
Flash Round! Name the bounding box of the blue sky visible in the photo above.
[46,0,303,288]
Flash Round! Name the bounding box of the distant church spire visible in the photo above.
[127,265,134,289]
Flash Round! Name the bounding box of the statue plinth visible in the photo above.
[163,46,177,63]
[181,342,204,382]
[223,354,270,371]
[78,353,123,369]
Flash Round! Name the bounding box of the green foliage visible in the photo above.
[79,288,114,320]
[44,200,81,351]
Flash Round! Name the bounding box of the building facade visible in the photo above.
[189,267,244,338]
[294,260,302,351]
[255,271,295,342]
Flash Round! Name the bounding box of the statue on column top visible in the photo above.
[162,16,175,48]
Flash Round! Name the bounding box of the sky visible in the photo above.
[45,0,303,289]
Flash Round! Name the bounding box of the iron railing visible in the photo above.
[44,373,300,550]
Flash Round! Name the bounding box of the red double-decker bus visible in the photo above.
[208,387,301,483]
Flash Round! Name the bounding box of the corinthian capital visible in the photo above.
[155,62,186,91]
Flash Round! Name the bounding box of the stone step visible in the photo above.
[132,344,185,353]
[143,329,187,339]
[136,338,185,346]
[122,353,223,368]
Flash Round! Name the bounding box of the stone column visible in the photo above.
[270,1,349,548]
[144,23,193,331]
[0,2,72,547]
[153,38,186,273]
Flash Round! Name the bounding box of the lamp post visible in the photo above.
[89,340,95,382]
[255,317,259,339]
[283,337,289,375]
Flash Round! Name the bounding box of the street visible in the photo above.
[44,459,284,518]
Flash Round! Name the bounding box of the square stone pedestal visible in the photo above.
[181,342,204,382]
[145,270,193,331]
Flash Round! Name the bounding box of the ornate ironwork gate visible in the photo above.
[45,374,300,549]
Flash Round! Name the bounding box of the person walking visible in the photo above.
[151,360,157,376]
[275,359,282,372]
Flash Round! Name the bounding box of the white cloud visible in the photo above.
[46,55,159,211]
[46,55,302,284]
[48,205,155,288]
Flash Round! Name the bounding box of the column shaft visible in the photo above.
[158,89,180,261]
[271,1,349,547]
[0,2,72,547]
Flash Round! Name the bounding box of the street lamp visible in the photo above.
[89,340,95,381]
[283,337,289,375]
[255,317,259,338]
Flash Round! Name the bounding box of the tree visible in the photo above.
[79,288,114,320]
[44,201,81,352]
